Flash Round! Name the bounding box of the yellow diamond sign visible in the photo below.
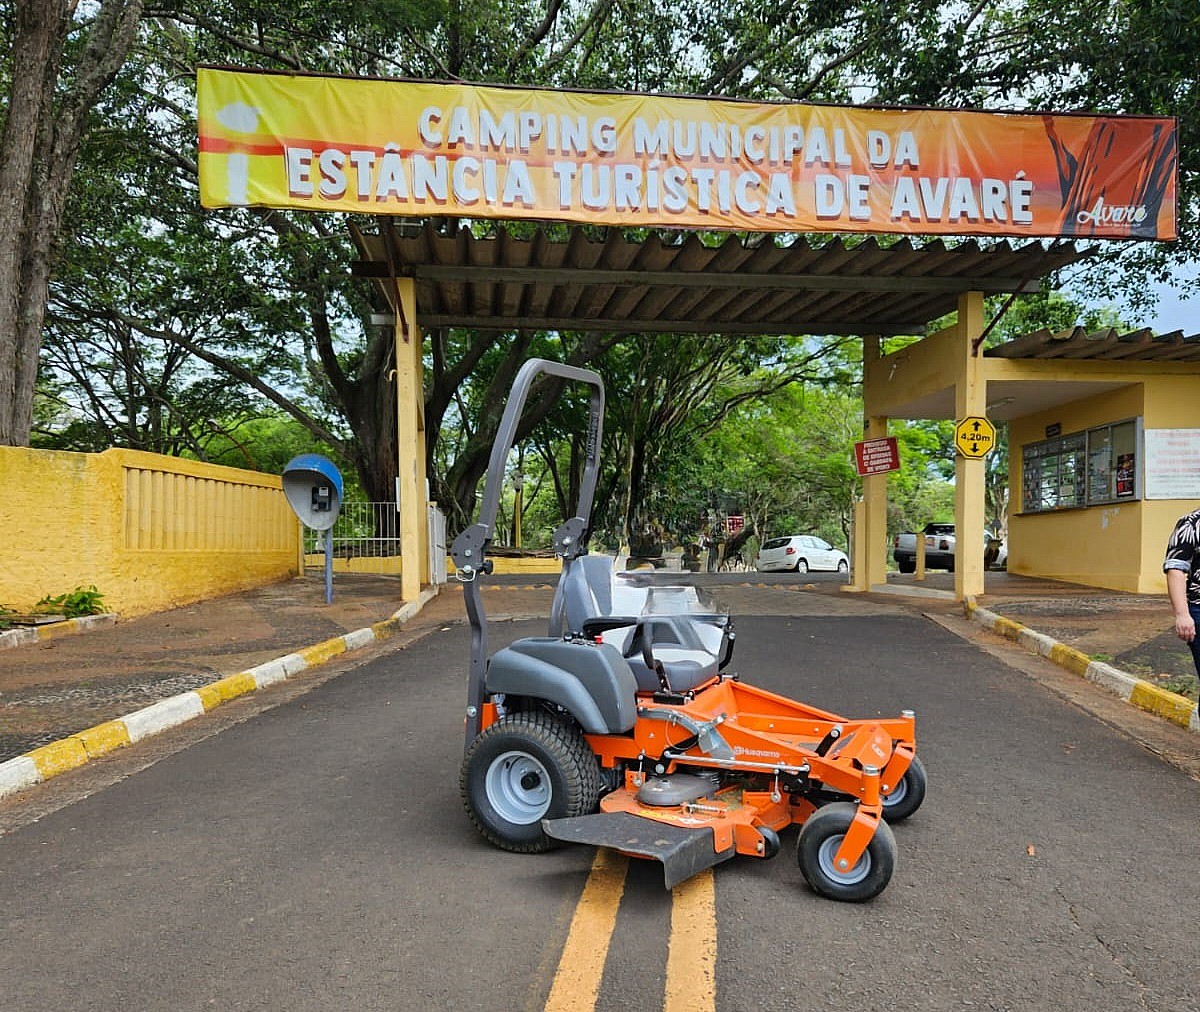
[954,416,996,458]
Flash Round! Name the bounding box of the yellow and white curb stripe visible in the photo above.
[964,599,1200,735]
[0,587,438,801]
[0,613,118,651]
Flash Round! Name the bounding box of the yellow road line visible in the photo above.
[665,869,718,1012]
[544,849,629,1012]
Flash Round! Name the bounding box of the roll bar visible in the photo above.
[451,358,605,748]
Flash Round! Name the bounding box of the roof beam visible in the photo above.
[351,261,1041,294]
[410,264,1042,294]
[415,312,919,335]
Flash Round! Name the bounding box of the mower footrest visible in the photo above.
[543,812,736,889]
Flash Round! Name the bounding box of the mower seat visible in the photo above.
[551,555,723,693]
[621,618,719,693]
[485,637,638,735]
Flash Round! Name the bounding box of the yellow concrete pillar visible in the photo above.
[863,414,889,588]
[848,496,867,591]
[394,278,428,601]
[954,291,987,601]
[857,335,889,591]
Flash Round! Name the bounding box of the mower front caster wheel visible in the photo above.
[461,711,602,853]
[881,755,927,824]
[797,803,896,902]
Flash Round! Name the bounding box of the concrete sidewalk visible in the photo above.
[869,570,1200,733]
[880,570,1198,686]
[2,568,1197,800]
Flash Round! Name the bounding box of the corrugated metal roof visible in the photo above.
[986,326,1200,362]
[351,222,1095,336]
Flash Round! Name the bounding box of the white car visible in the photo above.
[755,535,849,574]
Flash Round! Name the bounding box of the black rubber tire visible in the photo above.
[881,755,927,824]
[897,559,916,574]
[797,802,896,902]
[759,825,782,860]
[794,558,809,574]
[461,711,602,853]
[837,559,848,574]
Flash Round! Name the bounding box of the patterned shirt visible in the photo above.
[1163,508,1200,606]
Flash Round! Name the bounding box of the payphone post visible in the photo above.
[281,454,344,604]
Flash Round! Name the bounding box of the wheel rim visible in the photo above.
[816,833,871,885]
[486,750,552,824]
[883,775,908,809]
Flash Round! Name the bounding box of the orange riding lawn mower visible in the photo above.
[452,359,924,902]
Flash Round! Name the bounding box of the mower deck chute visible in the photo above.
[453,358,924,903]
[543,811,737,889]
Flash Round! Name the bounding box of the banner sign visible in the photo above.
[854,436,900,476]
[197,68,1178,241]
[1144,429,1200,499]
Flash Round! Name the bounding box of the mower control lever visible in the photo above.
[814,724,844,756]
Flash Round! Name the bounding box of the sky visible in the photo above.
[1067,261,1199,336]
[1146,266,1199,334]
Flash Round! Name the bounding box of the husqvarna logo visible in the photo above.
[735,745,781,759]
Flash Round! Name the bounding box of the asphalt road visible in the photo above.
[2,584,1198,1012]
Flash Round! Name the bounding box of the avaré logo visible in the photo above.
[1076,197,1148,227]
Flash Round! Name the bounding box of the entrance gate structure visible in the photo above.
[197,69,1181,603]
[350,223,1094,600]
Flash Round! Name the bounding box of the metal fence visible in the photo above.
[302,500,449,585]
[303,500,400,560]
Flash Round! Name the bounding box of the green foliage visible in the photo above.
[1159,674,1199,703]
[588,333,853,544]
[981,291,1131,350]
[35,586,107,618]
[11,0,1198,551]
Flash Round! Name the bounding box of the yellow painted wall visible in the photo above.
[1008,502,1145,592]
[304,553,403,575]
[446,556,563,576]
[1009,379,1200,593]
[0,447,299,617]
[1138,373,1200,589]
[866,325,960,415]
[1142,374,1200,427]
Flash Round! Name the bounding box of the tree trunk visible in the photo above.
[0,0,144,445]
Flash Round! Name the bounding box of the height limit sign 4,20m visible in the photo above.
[954,416,996,458]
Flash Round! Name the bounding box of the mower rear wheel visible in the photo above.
[797,802,896,902]
[881,755,927,823]
[461,711,602,853]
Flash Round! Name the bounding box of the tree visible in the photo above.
[592,334,850,545]
[0,0,144,445]
[15,0,1199,534]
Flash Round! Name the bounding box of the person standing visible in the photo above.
[1163,505,1200,678]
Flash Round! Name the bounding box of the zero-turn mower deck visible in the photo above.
[548,672,917,897]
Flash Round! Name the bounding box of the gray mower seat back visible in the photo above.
[551,555,721,694]
[485,637,638,735]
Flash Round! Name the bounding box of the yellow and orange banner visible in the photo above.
[197,68,1177,241]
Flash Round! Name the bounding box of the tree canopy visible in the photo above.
[1,0,1195,548]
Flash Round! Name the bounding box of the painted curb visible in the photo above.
[0,613,117,651]
[0,587,439,801]
[964,599,1200,735]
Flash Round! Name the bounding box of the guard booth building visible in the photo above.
[868,321,1200,596]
